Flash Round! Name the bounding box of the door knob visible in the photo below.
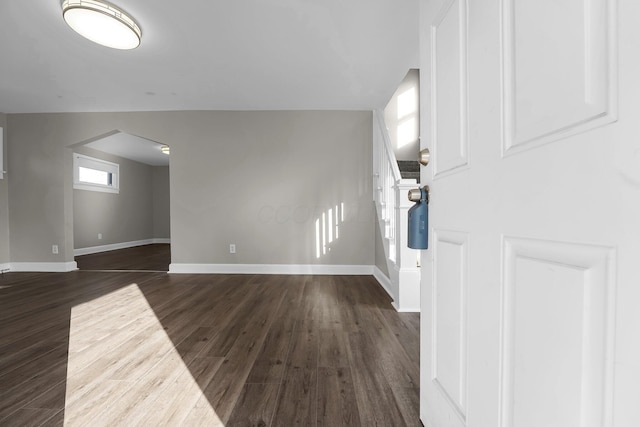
[408,185,430,203]
[419,148,430,166]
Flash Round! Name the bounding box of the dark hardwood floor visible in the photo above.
[0,271,420,426]
[75,244,171,271]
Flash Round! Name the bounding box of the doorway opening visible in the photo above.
[69,131,171,272]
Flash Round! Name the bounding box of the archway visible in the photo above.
[67,130,171,271]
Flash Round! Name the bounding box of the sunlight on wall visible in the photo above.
[397,117,417,148]
[396,86,419,149]
[315,202,345,259]
[315,219,321,258]
[397,87,417,118]
[65,283,223,425]
[383,69,420,160]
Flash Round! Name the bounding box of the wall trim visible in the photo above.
[9,262,78,272]
[169,263,374,276]
[373,266,398,310]
[0,263,10,273]
[74,238,171,256]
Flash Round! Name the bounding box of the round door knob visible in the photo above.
[408,188,422,202]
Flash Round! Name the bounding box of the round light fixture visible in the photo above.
[62,0,141,50]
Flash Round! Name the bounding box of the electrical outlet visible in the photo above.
[98,233,102,240]
[229,244,236,254]
[52,245,59,254]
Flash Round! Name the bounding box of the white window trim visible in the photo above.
[73,153,119,193]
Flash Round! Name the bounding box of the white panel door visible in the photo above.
[419,0,639,426]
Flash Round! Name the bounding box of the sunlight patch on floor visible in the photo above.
[64,283,224,426]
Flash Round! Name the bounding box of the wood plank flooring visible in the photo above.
[0,271,420,426]
[75,244,171,271]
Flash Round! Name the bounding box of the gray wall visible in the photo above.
[72,146,169,249]
[7,111,373,266]
[384,69,420,161]
[0,114,9,265]
[152,166,170,239]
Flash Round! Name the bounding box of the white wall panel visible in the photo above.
[431,0,469,177]
[500,237,616,427]
[433,229,469,420]
[501,0,616,156]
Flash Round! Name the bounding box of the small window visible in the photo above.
[73,153,119,193]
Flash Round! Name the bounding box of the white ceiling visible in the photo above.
[0,1,418,114]
[84,132,169,166]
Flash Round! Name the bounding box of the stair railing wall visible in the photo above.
[373,109,400,265]
[372,109,420,312]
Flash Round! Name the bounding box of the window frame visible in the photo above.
[73,153,119,193]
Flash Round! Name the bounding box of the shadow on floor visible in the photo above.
[0,271,420,426]
[75,244,171,271]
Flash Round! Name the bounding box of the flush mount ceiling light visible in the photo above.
[62,0,141,50]
[160,145,170,155]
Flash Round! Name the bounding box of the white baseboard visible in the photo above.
[9,261,78,272]
[398,307,421,313]
[373,266,397,309]
[0,263,10,272]
[169,263,374,275]
[74,238,171,256]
